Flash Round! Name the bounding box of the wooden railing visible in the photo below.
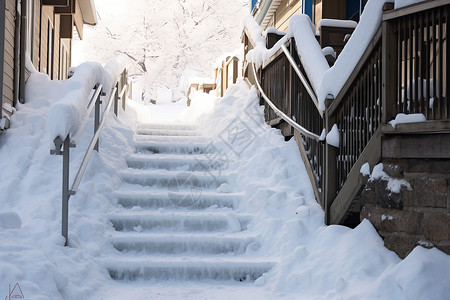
[244,0,449,225]
[215,56,239,97]
[384,1,448,121]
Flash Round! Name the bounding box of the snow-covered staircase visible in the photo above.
[104,124,274,281]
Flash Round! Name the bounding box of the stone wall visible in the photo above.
[360,159,450,258]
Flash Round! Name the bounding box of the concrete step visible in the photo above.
[105,257,275,281]
[109,232,260,255]
[126,153,226,171]
[108,211,252,232]
[114,190,241,209]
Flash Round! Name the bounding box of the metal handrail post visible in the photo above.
[114,82,119,116]
[94,88,102,152]
[62,135,71,246]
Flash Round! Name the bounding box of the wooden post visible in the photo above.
[232,58,238,84]
[324,97,337,225]
[382,16,397,123]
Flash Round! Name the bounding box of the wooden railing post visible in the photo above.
[324,97,337,225]
[382,6,397,123]
[232,58,238,84]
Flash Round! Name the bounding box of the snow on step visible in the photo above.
[109,232,260,255]
[120,169,227,188]
[135,140,212,154]
[108,211,252,232]
[104,122,274,282]
[114,190,241,209]
[136,128,201,136]
[105,257,275,281]
[134,135,211,144]
[126,153,225,171]
[137,123,198,131]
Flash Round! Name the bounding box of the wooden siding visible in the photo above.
[274,0,302,31]
[33,0,40,69]
[2,0,17,122]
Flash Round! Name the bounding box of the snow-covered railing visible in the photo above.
[50,65,130,246]
[215,56,240,97]
[243,0,449,225]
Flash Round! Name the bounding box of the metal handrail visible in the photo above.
[51,68,130,246]
[251,63,320,141]
[72,83,103,146]
[281,44,322,115]
[70,87,116,194]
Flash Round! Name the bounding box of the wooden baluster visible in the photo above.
[382,18,397,124]
[414,14,419,114]
[432,8,437,119]
[425,10,431,119]
[409,15,414,114]
[438,8,444,119]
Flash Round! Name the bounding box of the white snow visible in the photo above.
[322,46,336,59]
[0,212,22,230]
[263,27,287,37]
[370,163,411,194]
[360,162,371,176]
[381,215,394,221]
[317,19,358,35]
[326,124,340,147]
[389,113,427,128]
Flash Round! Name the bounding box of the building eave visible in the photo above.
[79,0,97,25]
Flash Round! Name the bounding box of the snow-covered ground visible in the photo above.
[73,0,248,104]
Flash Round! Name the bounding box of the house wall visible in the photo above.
[2,0,17,125]
[274,0,302,31]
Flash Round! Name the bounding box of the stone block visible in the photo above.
[361,205,422,235]
[402,174,448,208]
[421,212,450,242]
[382,232,420,258]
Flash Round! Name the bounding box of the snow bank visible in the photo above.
[46,58,126,144]
[0,59,136,299]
